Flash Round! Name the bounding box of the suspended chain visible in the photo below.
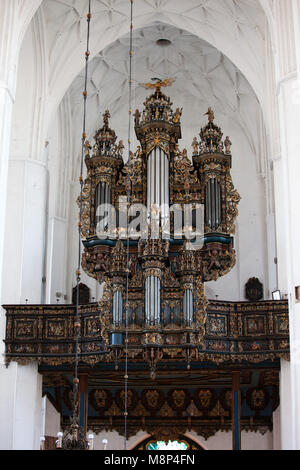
[124,0,134,451]
[74,0,92,429]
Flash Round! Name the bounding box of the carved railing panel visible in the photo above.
[4,300,289,366]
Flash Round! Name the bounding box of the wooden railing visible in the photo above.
[3,300,289,366]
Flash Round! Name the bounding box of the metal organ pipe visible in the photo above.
[205,178,221,231]
[145,146,167,327]
[145,275,161,326]
[95,181,111,230]
[212,179,216,230]
[147,147,169,227]
[151,276,155,324]
[160,148,165,221]
[155,148,160,208]
[183,289,194,326]
[113,290,123,326]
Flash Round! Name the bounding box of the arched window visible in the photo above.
[147,440,188,450]
[132,435,205,451]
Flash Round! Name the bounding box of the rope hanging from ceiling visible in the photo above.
[124,0,135,451]
[57,0,92,451]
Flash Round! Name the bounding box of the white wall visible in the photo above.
[0,362,43,450]
[45,397,61,438]
[89,429,273,451]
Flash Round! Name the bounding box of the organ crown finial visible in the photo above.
[199,108,224,153]
[135,78,182,137]
[204,107,215,123]
[139,77,176,93]
[103,109,111,128]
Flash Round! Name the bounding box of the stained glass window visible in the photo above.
[147,440,189,450]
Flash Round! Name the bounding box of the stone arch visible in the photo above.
[18,0,44,50]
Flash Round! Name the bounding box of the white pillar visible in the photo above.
[47,216,69,304]
[0,2,20,358]
[271,0,300,450]
[273,406,281,450]
[45,397,61,439]
[2,158,47,306]
[0,0,45,355]
[0,0,46,452]
[0,362,43,450]
[276,68,300,452]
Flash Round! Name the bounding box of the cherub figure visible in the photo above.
[173,107,182,124]
[117,140,124,156]
[182,148,188,159]
[205,107,214,123]
[217,140,224,153]
[224,136,232,154]
[84,140,92,158]
[96,252,107,271]
[136,146,142,158]
[192,137,199,155]
[134,109,141,126]
[208,249,221,270]
[103,110,111,128]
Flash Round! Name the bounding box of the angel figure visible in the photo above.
[192,137,199,155]
[173,107,182,124]
[224,136,232,154]
[117,140,124,156]
[134,109,141,126]
[84,140,92,158]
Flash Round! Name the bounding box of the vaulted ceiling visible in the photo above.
[66,23,262,178]
[41,0,268,116]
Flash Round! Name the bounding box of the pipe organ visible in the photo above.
[79,79,241,373]
[2,75,290,446]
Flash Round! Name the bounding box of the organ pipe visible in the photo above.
[183,289,194,326]
[147,147,169,226]
[113,290,123,326]
[95,181,111,229]
[145,275,161,326]
[205,178,221,231]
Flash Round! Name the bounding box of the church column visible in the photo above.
[0,1,20,357]
[0,0,44,352]
[270,0,300,450]
[0,3,48,451]
[0,362,43,450]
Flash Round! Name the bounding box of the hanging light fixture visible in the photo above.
[124,0,135,451]
[56,0,92,451]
